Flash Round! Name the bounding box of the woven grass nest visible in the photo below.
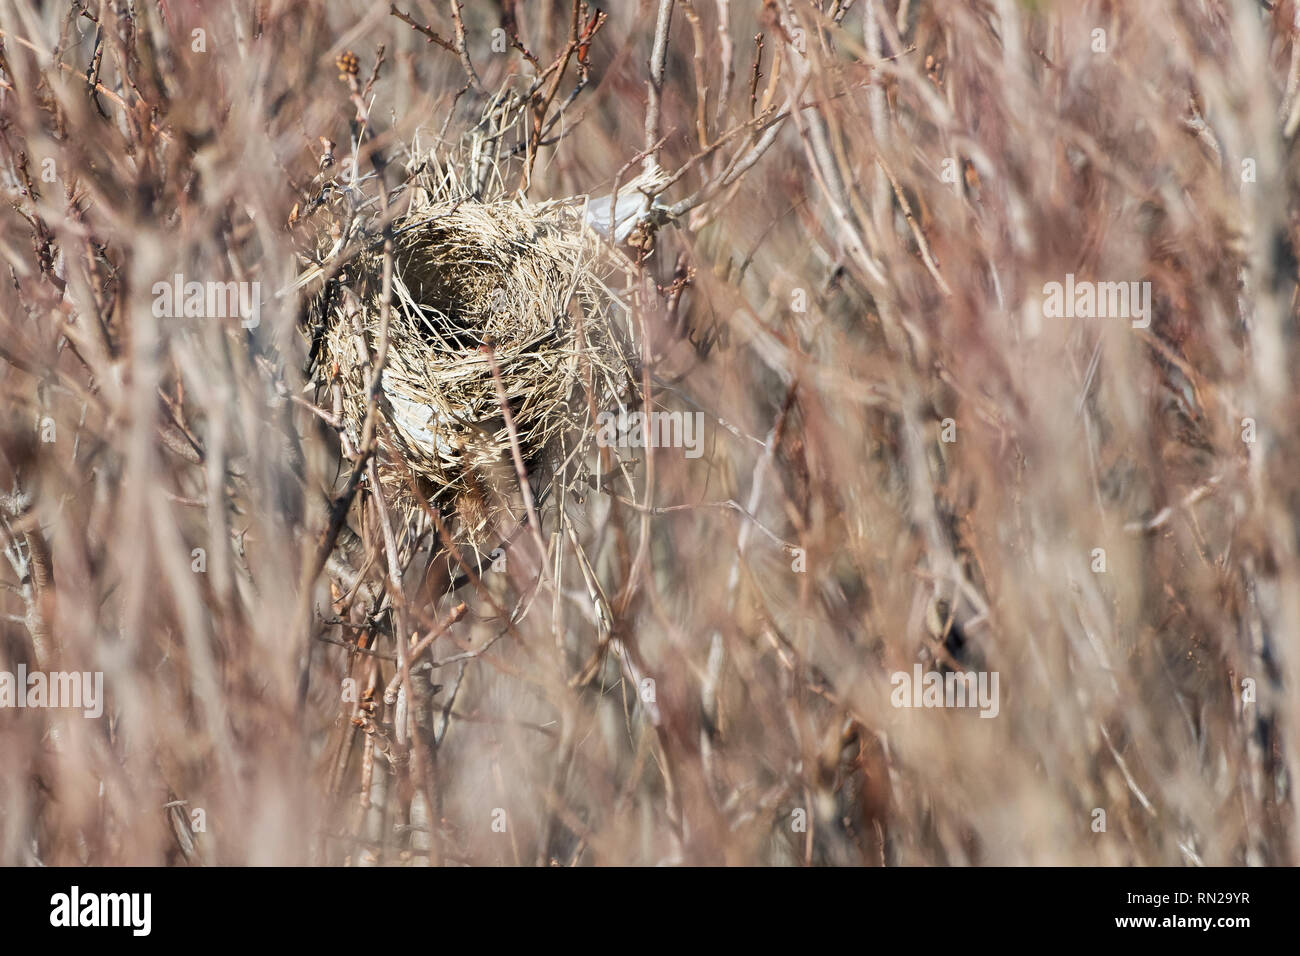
[309,184,633,552]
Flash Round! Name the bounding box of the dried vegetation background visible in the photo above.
[0,0,1298,865]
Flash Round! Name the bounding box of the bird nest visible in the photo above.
[308,180,631,551]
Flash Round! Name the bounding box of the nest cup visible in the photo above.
[316,197,626,550]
